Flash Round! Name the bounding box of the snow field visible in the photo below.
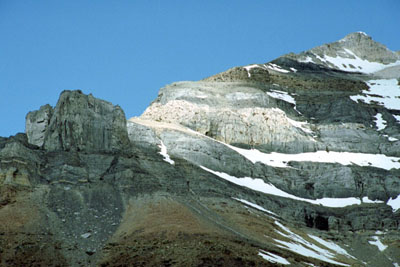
[273,221,351,266]
[324,48,400,74]
[228,145,400,171]
[201,166,383,208]
[300,49,400,74]
[350,79,400,110]
[308,235,356,259]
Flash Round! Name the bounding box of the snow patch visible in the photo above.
[158,141,175,165]
[324,49,400,74]
[299,49,400,74]
[274,221,350,266]
[286,117,313,134]
[258,250,290,265]
[387,194,400,212]
[361,197,382,204]
[350,79,400,110]
[201,166,383,208]
[368,236,387,251]
[232,198,277,216]
[228,145,400,171]
[290,67,297,72]
[267,90,296,105]
[394,115,400,123]
[374,113,387,131]
[308,235,356,259]
[265,63,290,73]
[384,135,398,142]
[243,64,260,77]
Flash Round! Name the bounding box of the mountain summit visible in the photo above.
[1,33,400,266]
[286,32,400,75]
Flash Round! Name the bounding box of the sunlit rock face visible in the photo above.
[139,33,400,156]
[25,104,53,147]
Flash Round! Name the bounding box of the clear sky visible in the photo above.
[1,0,399,137]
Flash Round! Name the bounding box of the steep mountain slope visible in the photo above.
[1,32,400,266]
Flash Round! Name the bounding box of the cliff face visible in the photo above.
[1,32,400,266]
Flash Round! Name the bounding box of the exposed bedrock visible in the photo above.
[28,90,131,152]
[25,104,53,147]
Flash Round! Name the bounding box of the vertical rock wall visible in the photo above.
[26,90,130,153]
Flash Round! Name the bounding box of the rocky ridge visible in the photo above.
[1,32,400,266]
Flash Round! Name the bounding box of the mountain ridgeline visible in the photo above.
[1,32,400,266]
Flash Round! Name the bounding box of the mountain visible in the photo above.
[288,32,400,76]
[1,32,400,266]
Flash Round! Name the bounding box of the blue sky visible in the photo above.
[1,0,399,137]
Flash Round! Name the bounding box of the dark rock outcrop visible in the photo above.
[41,90,130,152]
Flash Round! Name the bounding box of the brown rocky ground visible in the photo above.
[99,195,271,266]
[0,185,67,266]
[0,182,393,266]
[98,194,357,266]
